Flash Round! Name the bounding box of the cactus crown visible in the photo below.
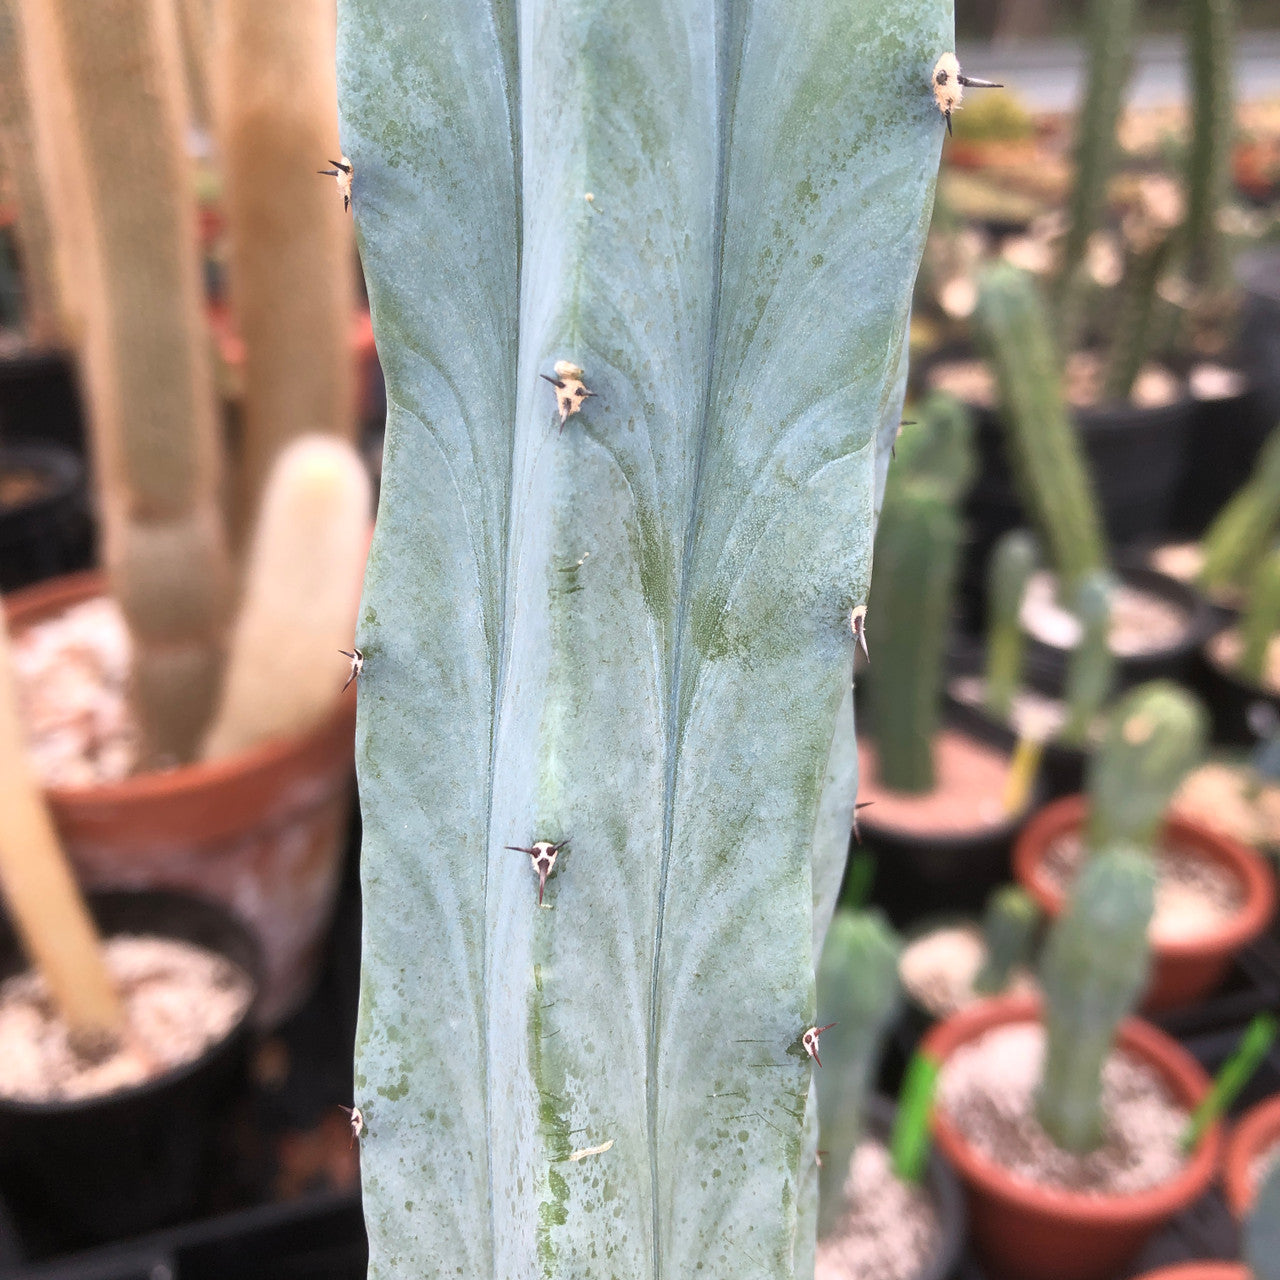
[1036,845,1155,1153]
[1086,681,1208,855]
[1059,569,1116,748]
[973,884,1039,996]
[1238,548,1280,687]
[338,1,952,1275]
[983,529,1037,723]
[815,909,902,1237]
[868,393,972,794]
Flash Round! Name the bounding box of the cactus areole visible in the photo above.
[338,1,951,1275]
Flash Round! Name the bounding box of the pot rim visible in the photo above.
[3,570,356,809]
[1012,795,1277,961]
[0,888,260,1118]
[922,994,1221,1224]
[1222,1092,1280,1218]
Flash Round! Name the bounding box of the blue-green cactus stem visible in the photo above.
[1036,846,1155,1153]
[973,884,1039,996]
[984,530,1037,722]
[1059,570,1116,749]
[1085,681,1208,856]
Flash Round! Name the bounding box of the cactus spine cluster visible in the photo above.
[1239,548,1280,687]
[1059,570,1116,748]
[39,0,231,764]
[976,263,1108,599]
[815,909,902,1237]
[1036,846,1156,1153]
[983,530,1036,723]
[213,0,356,531]
[1199,423,1280,596]
[1052,0,1138,349]
[973,884,1039,996]
[338,0,952,1273]
[1086,681,1208,856]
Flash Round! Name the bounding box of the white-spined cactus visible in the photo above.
[339,1,951,1275]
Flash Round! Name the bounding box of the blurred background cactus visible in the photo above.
[973,883,1039,996]
[983,528,1036,722]
[1086,681,1208,855]
[1059,569,1116,748]
[1237,548,1280,687]
[868,392,974,793]
[1198,423,1280,597]
[815,909,903,1237]
[975,262,1108,598]
[1036,846,1156,1153]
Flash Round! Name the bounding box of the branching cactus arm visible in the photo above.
[340,1,949,1276]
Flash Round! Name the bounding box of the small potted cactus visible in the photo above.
[814,909,966,1280]
[925,848,1221,1280]
[857,393,1035,922]
[3,0,371,1021]
[1014,682,1276,1010]
[948,531,1117,799]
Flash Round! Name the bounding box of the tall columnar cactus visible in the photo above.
[1239,548,1280,687]
[38,0,231,764]
[973,884,1039,996]
[1036,846,1155,1153]
[868,484,962,794]
[338,2,950,1277]
[814,910,902,1238]
[1086,681,1208,855]
[1198,423,1280,596]
[975,263,1108,600]
[984,530,1037,722]
[1059,570,1116,748]
[214,0,356,532]
[1183,0,1235,294]
[1052,0,1139,350]
[0,0,60,345]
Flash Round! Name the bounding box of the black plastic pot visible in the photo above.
[0,350,84,456]
[848,720,1037,929]
[864,1095,967,1280]
[1196,643,1280,747]
[0,443,93,591]
[1239,248,1280,443]
[1169,368,1275,540]
[1021,563,1217,697]
[0,891,261,1249]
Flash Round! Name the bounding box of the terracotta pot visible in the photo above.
[1222,1092,1280,1219]
[1130,1266,1248,1280]
[923,996,1221,1280]
[4,572,356,1023]
[1013,796,1276,1011]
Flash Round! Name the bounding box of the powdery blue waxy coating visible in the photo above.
[338,1,949,1276]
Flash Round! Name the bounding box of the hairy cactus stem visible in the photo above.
[931,52,1003,135]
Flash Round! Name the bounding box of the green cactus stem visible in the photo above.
[38,0,232,764]
[1059,569,1116,748]
[1052,0,1139,351]
[984,530,1037,722]
[1183,0,1236,295]
[1102,232,1174,406]
[889,390,976,506]
[973,884,1039,996]
[339,1,951,1276]
[868,483,962,793]
[1239,548,1280,687]
[815,909,902,1237]
[1036,845,1155,1154]
[1086,681,1208,855]
[1198,423,1280,596]
[975,263,1108,600]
